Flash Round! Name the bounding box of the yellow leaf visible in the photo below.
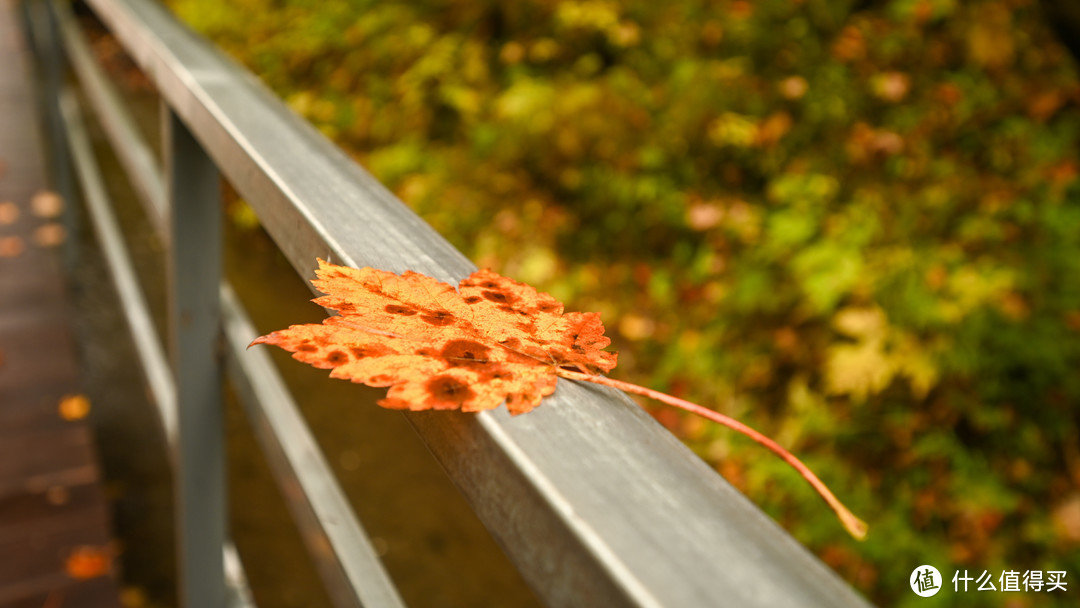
[58,394,91,421]
[825,339,894,402]
[892,334,940,399]
[33,223,66,247]
[618,313,656,341]
[0,201,18,225]
[827,308,940,400]
[30,190,64,218]
[832,306,887,339]
[708,112,757,148]
[0,236,23,258]
[120,586,150,608]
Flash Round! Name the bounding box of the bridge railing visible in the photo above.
[24,0,873,606]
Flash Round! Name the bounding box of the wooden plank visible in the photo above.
[0,474,108,538]
[0,0,121,605]
[0,323,80,398]
[0,507,111,588]
[1,576,120,608]
[0,427,100,497]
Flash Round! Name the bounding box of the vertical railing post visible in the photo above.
[164,105,226,608]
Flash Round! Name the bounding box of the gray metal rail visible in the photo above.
[33,0,874,606]
[58,87,256,608]
[47,1,405,606]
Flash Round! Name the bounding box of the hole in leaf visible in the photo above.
[386,304,417,315]
[426,375,475,404]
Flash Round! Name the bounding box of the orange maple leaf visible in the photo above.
[64,545,112,580]
[252,259,617,415]
[253,259,867,539]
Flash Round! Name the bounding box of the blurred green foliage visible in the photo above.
[167,0,1080,603]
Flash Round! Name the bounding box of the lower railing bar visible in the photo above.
[59,86,255,608]
[224,541,257,608]
[57,20,402,602]
[59,87,177,441]
[222,284,407,608]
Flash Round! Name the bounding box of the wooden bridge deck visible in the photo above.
[0,0,120,606]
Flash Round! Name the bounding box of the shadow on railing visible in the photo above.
[22,0,874,606]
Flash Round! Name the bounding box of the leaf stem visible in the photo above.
[556,368,868,540]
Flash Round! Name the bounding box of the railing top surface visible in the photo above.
[78,0,872,605]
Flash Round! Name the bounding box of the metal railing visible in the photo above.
[23,0,873,606]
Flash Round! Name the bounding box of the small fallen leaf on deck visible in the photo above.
[64,545,112,580]
[254,260,869,538]
[34,222,66,247]
[253,259,616,414]
[0,201,18,225]
[31,190,64,218]
[58,394,91,421]
[46,485,71,506]
[0,235,23,257]
[120,586,150,608]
